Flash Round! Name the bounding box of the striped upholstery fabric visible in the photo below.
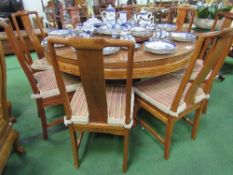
[31,57,52,71]
[33,69,80,99]
[68,85,134,128]
[134,74,208,117]
[171,59,211,80]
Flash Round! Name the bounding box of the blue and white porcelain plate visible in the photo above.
[170,32,196,42]
[48,29,72,37]
[41,37,64,48]
[103,47,120,55]
[144,40,176,54]
[96,25,112,35]
[130,27,150,37]
[157,23,177,32]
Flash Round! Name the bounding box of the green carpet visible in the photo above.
[3,54,233,175]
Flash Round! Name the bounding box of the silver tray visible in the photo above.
[144,41,176,54]
[170,32,196,42]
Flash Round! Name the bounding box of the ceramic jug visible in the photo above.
[134,9,154,26]
[101,4,116,23]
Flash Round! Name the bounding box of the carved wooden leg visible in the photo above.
[122,130,129,172]
[69,127,79,168]
[7,101,12,118]
[164,119,175,160]
[192,104,204,140]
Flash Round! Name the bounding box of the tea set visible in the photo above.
[43,5,196,55]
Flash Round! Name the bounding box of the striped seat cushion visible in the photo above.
[172,59,211,80]
[134,74,208,117]
[31,57,52,71]
[32,69,80,99]
[66,85,134,128]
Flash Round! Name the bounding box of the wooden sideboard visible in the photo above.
[0,29,44,55]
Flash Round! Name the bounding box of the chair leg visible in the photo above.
[13,133,25,154]
[202,99,209,114]
[133,102,140,128]
[164,119,175,160]
[38,106,48,140]
[69,127,79,168]
[122,130,129,172]
[192,105,203,140]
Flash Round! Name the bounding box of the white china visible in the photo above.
[83,16,102,27]
[101,4,116,23]
[48,29,72,37]
[157,23,177,32]
[41,37,64,48]
[144,41,176,54]
[130,26,150,37]
[170,32,196,42]
[96,25,112,35]
[118,11,127,24]
[134,10,154,27]
[103,47,120,55]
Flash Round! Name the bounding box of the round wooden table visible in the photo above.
[46,41,195,79]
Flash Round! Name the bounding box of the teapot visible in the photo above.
[101,4,116,23]
[133,9,154,27]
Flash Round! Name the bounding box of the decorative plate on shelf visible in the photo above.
[144,40,176,54]
[170,32,196,42]
[157,23,177,32]
[103,47,120,55]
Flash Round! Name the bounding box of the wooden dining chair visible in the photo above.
[0,19,80,139]
[211,12,233,32]
[134,28,233,160]
[47,37,135,172]
[169,6,196,32]
[11,10,51,71]
[0,42,24,174]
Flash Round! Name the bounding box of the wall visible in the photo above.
[22,0,49,17]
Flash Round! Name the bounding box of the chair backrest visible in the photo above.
[170,29,233,112]
[0,41,8,138]
[47,37,134,124]
[0,18,40,95]
[211,12,233,31]
[169,6,196,32]
[11,10,46,59]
